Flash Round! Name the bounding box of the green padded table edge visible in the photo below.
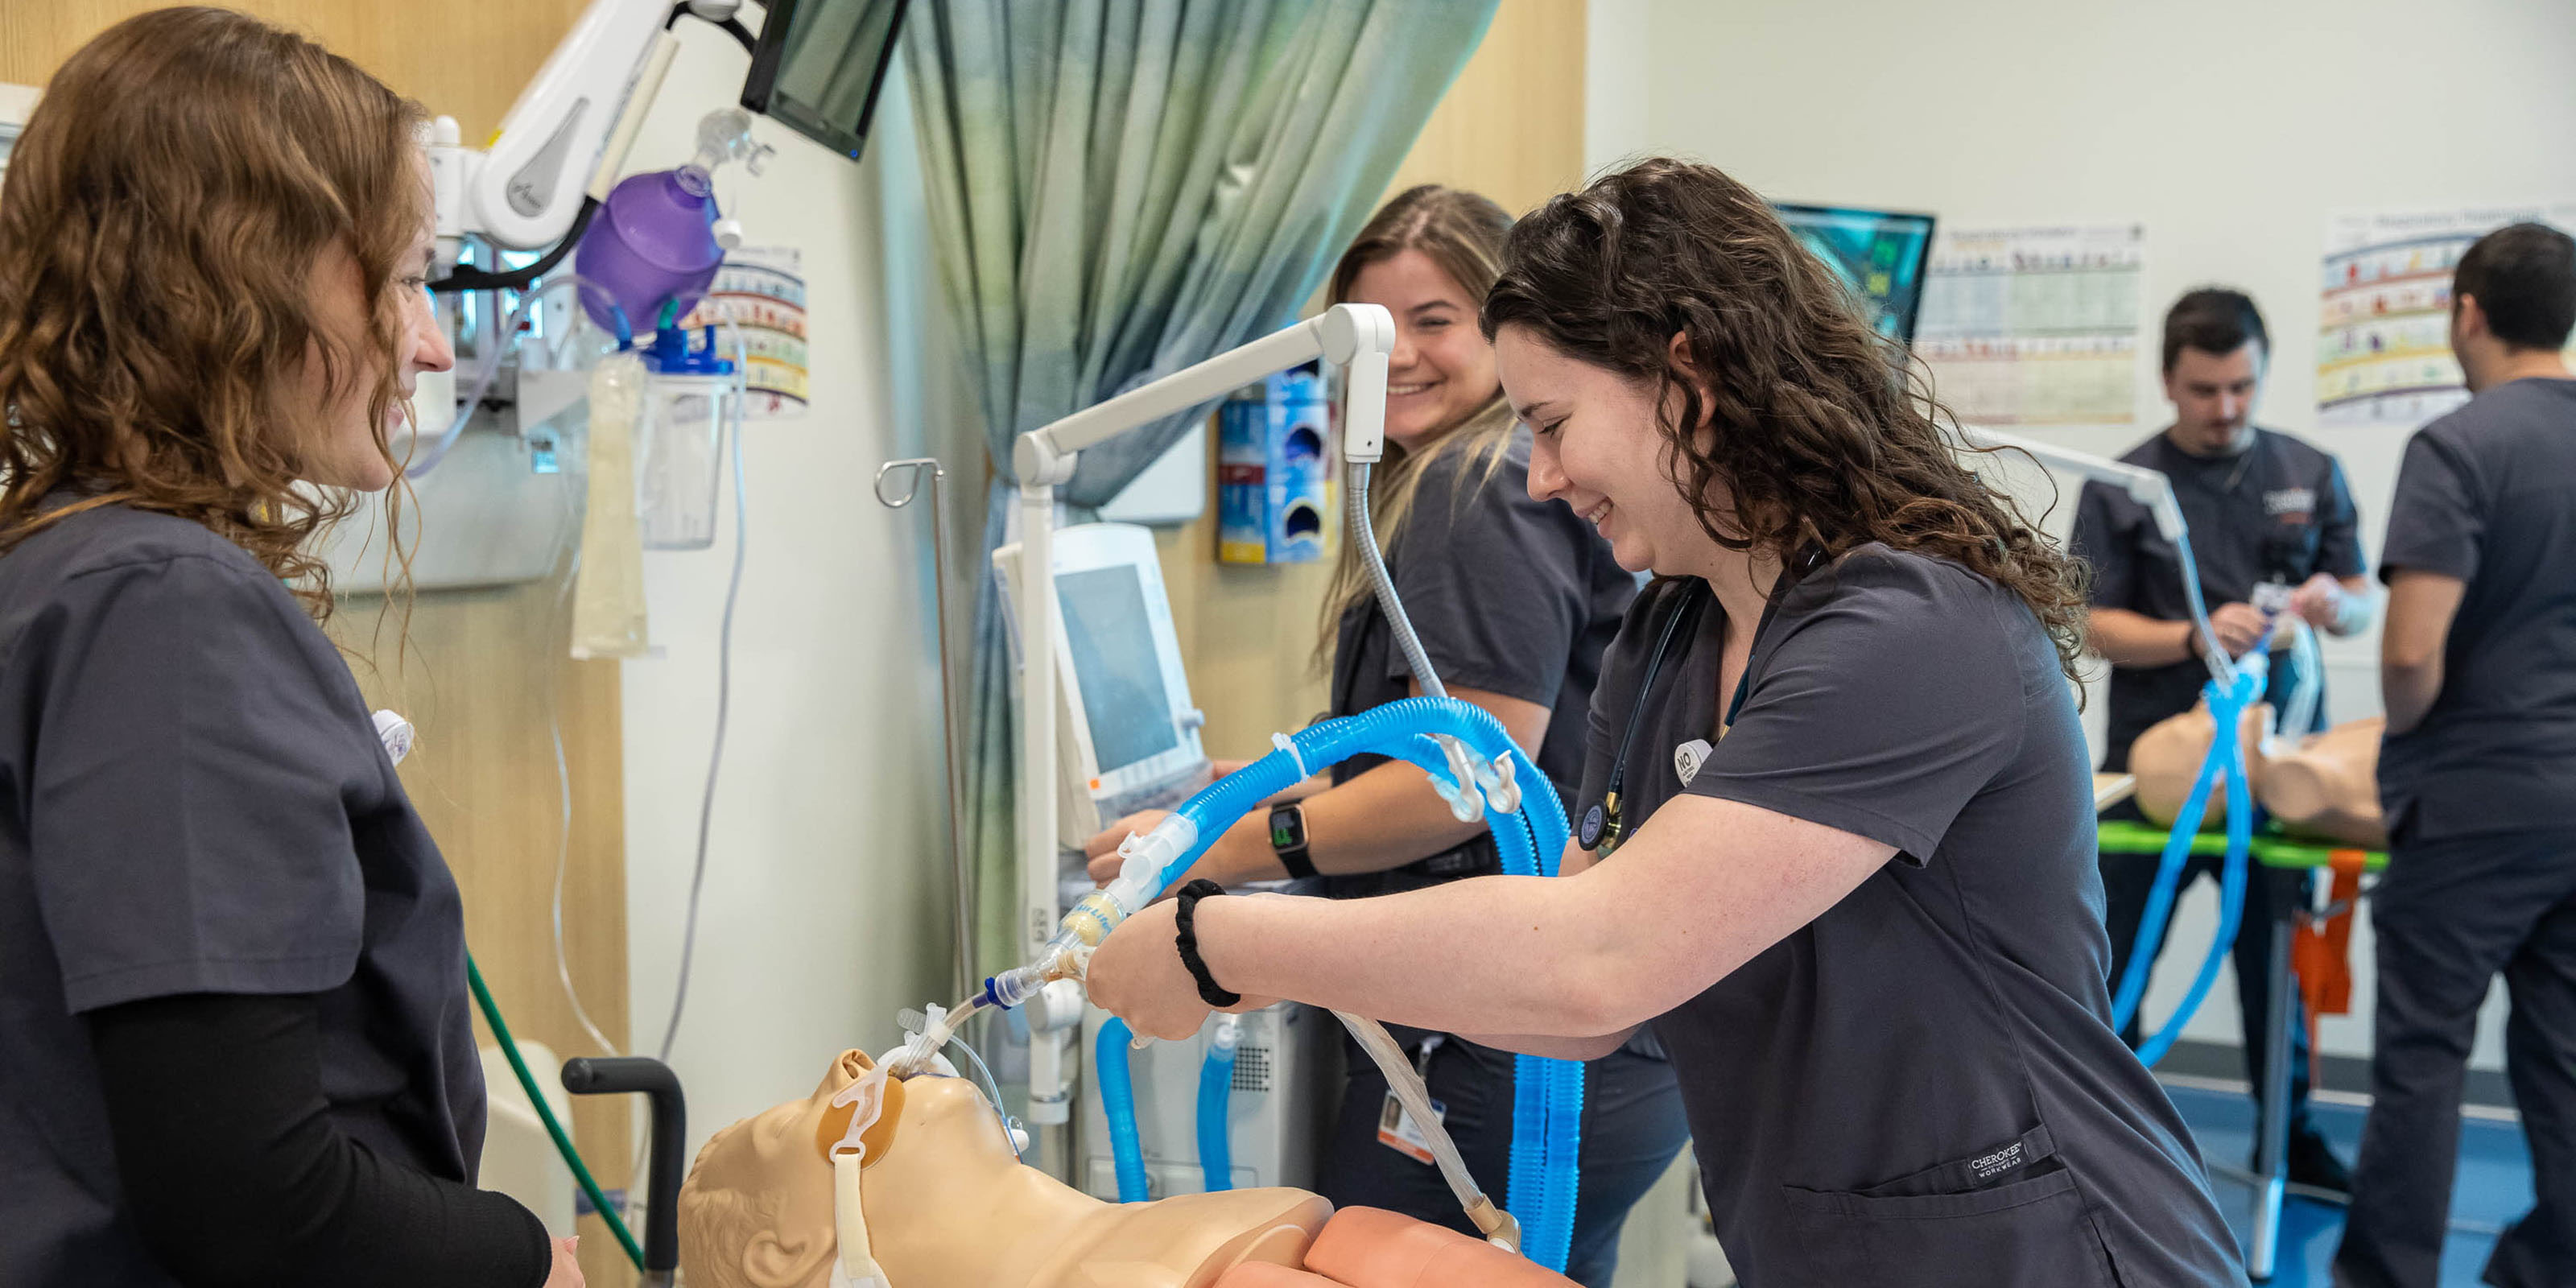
[2095,819,2388,872]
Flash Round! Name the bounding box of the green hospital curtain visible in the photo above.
[899,0,1501,978]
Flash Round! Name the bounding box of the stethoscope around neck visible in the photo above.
[1578,547,1827,856]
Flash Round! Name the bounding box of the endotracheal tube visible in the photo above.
[977,812,1203,1016]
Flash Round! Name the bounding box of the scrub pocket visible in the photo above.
[1780,1129,2117,1286]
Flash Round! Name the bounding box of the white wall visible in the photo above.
[617,21,955,1158]
[1591,0,2576,1071]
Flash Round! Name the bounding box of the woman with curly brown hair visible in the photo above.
[1086,185,1684,1286]
[0,9,577,1286]
[1088,159,2244,1286]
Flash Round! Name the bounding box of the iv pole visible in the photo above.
[873,459,974,1003]
[1005,305,1397,1164]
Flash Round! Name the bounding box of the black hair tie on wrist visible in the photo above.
[1173,879,1241,1009]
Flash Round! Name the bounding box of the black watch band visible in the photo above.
[1173,880,1241,1008]
[1269,802,1317,881]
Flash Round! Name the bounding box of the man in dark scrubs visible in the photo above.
[2071,287,2373,1192]
[2336,222,2576,1288]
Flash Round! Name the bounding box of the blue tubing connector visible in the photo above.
[2108,666,2260,1065]
[1096,1017,1151,1202]
[1198,1036,1237,1193]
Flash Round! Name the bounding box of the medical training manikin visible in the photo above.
[677,1049,1575,1288]
[2130,704,2388,849]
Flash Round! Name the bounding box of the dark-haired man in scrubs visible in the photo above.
[2072,287,2373,1195]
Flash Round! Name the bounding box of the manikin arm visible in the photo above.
[1088,792,1894,1041]
[2382,569,2465,735]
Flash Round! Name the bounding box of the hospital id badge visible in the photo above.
[1377,1092,1447,1165]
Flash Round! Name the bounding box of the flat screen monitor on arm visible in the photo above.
[993,522,1213,852]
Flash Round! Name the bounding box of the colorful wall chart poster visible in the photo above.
[677,246,809,419]
[2318,204,2576,429]
[1914,224,2145,426]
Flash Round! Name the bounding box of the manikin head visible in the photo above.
[2449,222,2576,393]
[678,1050,940,1288]
[2158,289,2268,458]
[679,1048,1337,1288]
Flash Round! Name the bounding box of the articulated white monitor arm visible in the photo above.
[1957,424,2235,687]
[428,0,684,269]
[1006,303,1397,1127]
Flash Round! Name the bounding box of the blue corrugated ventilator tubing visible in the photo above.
[1198,1031,1237,1193]
[1096,1016,1154,1202]
[1077,696,1583,1269]
[2109,660,2265,1065]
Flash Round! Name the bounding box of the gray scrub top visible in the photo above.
[0,502,485,1285]
[2377,376,2576,840]
[2070,427,2366,770]
[1574,547,2241,1287]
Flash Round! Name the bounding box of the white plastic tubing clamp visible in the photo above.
[1270,731,1310,780]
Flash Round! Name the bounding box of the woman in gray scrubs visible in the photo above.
[0,12,575,1286]
[1084,186,1684,1287]
[1087,159,2244,1286]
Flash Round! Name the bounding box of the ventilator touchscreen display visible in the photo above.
[1058,568,1180,773]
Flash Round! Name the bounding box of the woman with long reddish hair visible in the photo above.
[0,9,577,1286]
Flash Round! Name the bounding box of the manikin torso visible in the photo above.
[679,1051,1331,1288]
[2128,700,2270,830]
[2128,705,2387,848]
[2255,716,2386,848]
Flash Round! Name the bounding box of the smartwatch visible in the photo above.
[1268,802,1317,881]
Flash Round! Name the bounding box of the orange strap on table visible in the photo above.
[2291,849,2368,1052]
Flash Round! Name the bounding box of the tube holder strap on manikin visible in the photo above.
[823,1067,891,1288]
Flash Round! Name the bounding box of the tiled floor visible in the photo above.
[2168,1083,2533,1286]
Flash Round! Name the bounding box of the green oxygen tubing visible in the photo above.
[466,956,647,1273]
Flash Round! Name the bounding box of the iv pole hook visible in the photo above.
[873,457,941,507]
[873,458,973,1000]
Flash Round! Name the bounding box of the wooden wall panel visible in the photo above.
[0,0,583,142]
[0,6,633,1285]
[1155,0,1591,760]
[1380,0,1593,220]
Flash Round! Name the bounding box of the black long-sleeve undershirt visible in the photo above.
[85,992,550,1288]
